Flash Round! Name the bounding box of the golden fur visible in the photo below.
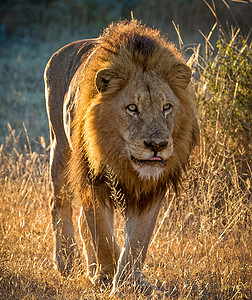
[69,20,199,212]
[44,19,199,290]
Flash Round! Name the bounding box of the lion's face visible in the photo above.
[69,20,199,212]
[96,71,179,181]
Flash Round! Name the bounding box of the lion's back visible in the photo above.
[44,39,97,145]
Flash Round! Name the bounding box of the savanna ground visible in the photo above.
[0,1,251,299]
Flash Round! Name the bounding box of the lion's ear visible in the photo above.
[169,63,191,89]
[95,68,120,93]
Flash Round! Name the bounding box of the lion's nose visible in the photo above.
[144,140,168,152]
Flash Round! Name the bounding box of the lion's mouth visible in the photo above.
[131,155,166,166]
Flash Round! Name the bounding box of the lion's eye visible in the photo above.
[163,103,172,112]
[126,104,138,114]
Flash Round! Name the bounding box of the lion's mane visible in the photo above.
[69,20,199,212]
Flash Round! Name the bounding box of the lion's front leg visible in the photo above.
[79,183,121,284]
[111,198,163,295]
[78,206,97,277]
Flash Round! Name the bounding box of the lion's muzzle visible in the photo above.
[143,140,168,152]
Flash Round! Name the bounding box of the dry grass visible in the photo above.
[0,125,251,299]
[0,22,251,300]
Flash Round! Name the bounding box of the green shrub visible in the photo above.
[201,30,252,151]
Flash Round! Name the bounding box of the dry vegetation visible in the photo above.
[0,2,252,299]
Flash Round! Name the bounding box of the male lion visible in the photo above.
[44,19,199,294]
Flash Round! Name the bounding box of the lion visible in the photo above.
[44,19,199,294]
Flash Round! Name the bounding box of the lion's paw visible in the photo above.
[89,273,113,290]
[55,242,80,277]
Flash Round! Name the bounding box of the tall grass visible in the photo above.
[0,26,251,299]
